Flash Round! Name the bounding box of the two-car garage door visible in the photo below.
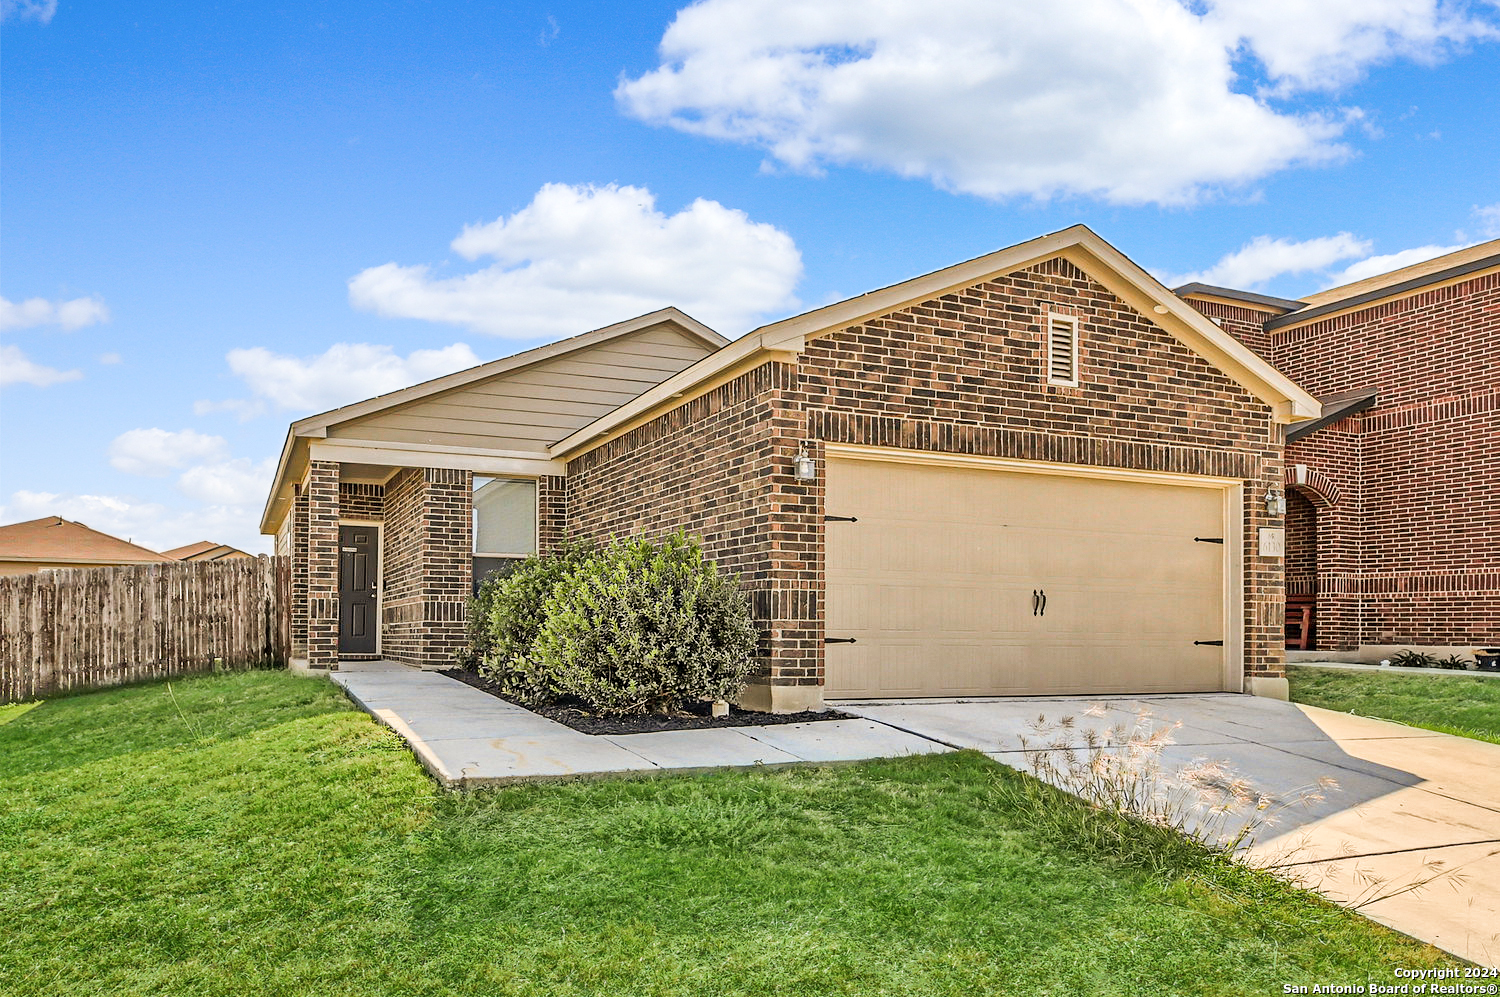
[824,454,1233,698]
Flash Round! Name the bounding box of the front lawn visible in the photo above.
[1288,664,1500,744]
[1,671,1456,996]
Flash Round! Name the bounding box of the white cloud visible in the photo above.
[1334,242,1474,283]
[109,428,229,477]
[617,0,1496,204]
[177,457,277,507]
[0,295,110,331]
[218,341,481,414]
[349,182,803,337]
[0,0,57,24]
[1166,233,1372,289]
[1208,0,1498,93]
[0,344,83,387]
[1475,202,1500,239]
[98,352,123,365]
[0,490,271,557]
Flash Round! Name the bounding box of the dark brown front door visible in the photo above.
[339,525,378,655]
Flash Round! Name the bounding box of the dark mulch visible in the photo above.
[439,668,851,736]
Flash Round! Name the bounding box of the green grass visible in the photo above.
[1289,664,1500,744]
[1,671,1457,995]
[0,701,39,726]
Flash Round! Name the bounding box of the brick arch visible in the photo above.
[1285,463,1341,508]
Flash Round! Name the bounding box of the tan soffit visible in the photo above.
[549,224,1320,461]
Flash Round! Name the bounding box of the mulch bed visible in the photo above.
[439,668,850,736]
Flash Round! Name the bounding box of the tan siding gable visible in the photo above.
[327,322,716,452]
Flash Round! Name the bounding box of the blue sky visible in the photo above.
[3,0,1497,553]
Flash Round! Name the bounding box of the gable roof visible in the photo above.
[0,517,175,566]
[261,307,727,534]
[550,225,1321,460]
[162,541,254,561]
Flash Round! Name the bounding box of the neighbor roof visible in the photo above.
[162,541,254,561]
[550,224,1321,460]
[1172,283,1306,314]
[0,517,175,566]
[1299,239,1500,308]
[1267,240,1500,332]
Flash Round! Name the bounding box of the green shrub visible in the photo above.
[461,541,597,702]
[1435,653,1472,670]
[1389,649,1438,669]
[532,531,758,715]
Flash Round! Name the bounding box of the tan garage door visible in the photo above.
[824,456,1229,698]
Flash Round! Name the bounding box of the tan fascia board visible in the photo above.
[260,427,302,536]
[550,226,1317,461]
[308,439,565,477]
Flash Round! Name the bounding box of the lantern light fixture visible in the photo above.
[1265,486,1286,517]
[793,445,817,482]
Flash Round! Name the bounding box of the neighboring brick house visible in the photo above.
[1176,239,1500,654]
[262,225,1320,708]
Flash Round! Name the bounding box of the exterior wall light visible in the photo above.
[792,446,817,482]
[1265,486,1286,517]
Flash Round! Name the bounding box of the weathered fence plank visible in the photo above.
[0,556,288,704]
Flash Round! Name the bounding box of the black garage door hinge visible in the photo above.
[824,637,857,644]
[1194,537,1224,544]
[1194,640,1225,646]
[824,515,859,522]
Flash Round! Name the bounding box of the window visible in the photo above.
[473,477,536,588]
[1046,314,1080,385]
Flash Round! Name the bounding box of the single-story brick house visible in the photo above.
[1175,238,1499,655]
[261,225,1325,708]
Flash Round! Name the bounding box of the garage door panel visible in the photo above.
[825,456,1229,698]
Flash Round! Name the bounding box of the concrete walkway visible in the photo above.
[837,695,1500,965]
[329,661,946,789]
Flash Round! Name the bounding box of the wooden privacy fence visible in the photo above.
[0,556,290,704]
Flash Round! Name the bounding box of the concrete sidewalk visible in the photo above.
[330,660,947,788]
[838,694,1500,965]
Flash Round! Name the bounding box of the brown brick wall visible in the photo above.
[381,467,473,667]
[568,256,1287,692]
[538,475,567,553]
[566,362,797,690]
[1181,298,1279,361]
[305,461,340,669]
[339,482,385,521]
[1276,269,1500,648]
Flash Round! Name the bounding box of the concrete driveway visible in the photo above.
[836,694,1500,964]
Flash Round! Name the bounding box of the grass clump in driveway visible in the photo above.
[1289,664,1500,744]
[1,671,1458,996]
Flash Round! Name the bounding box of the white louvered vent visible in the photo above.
[1047,314,1079,385]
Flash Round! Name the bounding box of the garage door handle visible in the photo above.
[1194,640,1224,646]
[1039,590,1047,616]
[1032,590,1039,616]
[824,637,857,644]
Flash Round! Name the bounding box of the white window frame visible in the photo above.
[1045,312,1081,387]
[472,476,540,559]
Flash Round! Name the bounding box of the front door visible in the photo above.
[339,525,379,655]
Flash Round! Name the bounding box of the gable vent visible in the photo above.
[1047,314,1079,384]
